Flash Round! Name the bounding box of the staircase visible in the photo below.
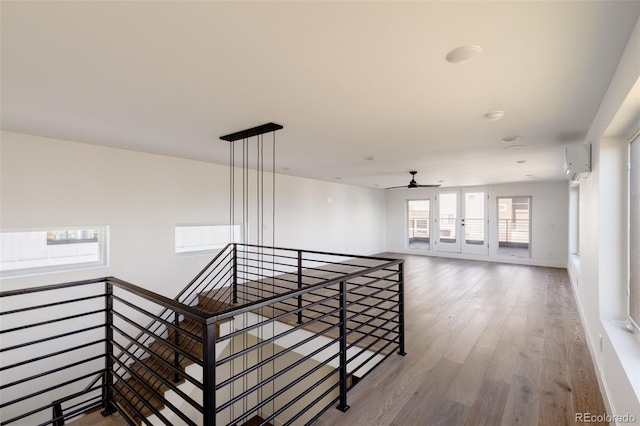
[113,296,234,423]
[0,243,404,426]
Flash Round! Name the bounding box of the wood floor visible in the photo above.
[75,253,606,426]
[314,253,607,426]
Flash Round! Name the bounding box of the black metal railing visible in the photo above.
[207,244,404,425]
[106,277,209,425]
[0,278,110,426]
[0,244,404,426]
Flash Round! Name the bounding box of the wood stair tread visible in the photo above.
[113,317,206,422]
[113,378,165,422]
[197,288,235,314]
[242,415,274,426]
[113,269,374,424]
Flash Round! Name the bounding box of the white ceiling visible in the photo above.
[2,1,640,189]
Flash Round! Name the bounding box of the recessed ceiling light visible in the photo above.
[504,144,526,150]
[281,167,290,171]
[486,110,505,121]
[335,177,342,180]
[501,136,521,143]
[374,184,380,187]
[446,45,483,64]
[516,160,526,164]
[438,180,445,183]
[364,155,377,161]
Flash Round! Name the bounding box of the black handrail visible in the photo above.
[107,276,208,322]
[0,277,106,297]
[0,244,404,426]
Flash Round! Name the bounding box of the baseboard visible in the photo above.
[385,248,567,268]
[567,268,616,419]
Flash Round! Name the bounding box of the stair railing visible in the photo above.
[204,243,405,425]
[0,278,108,426]
[0,277,209,426]
[113,244,235,383]
[1,245,404,426]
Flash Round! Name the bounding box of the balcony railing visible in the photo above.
[407,218,429,239]
[0,244,404,426]
[498,219,530,247]
[462,218,485,245]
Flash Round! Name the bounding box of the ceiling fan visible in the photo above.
[385,171,441,189]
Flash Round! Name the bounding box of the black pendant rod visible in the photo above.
[220,122,283,142]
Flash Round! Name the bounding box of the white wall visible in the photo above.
[576,134,640,422]
[272,173,386,255]
[570,13,640,423]
[0,131,387,294]
[385,180,569,268]
[0,130,387,423]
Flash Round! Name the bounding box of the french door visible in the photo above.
[435,189,488,255]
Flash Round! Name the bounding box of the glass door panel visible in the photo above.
[436,191,459,252]
[407,200,430,250]
[461,190,488,255]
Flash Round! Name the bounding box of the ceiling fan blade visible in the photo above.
[385,171,440,189]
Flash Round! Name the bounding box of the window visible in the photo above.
[407,200,430,250]
[175,224,241,254]
[0,227,108,276]
[629,131,639,331]
[497,196,531,258]
[569,185,580,255]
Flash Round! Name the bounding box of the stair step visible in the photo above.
[128,351,187,384]
[197,288,235,314]
[112,298,239,424]
[165,321,205,359]
[113,376,165,423]
[242,415,274,426]
[113,317,206,422]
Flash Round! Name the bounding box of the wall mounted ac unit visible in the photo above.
[565,144,591,181]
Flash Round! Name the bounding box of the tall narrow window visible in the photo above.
[0,227,108,276]
[407,200,430,250]
[569,186,580,255]
[497,196,531,258]
[629,131,640,331]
